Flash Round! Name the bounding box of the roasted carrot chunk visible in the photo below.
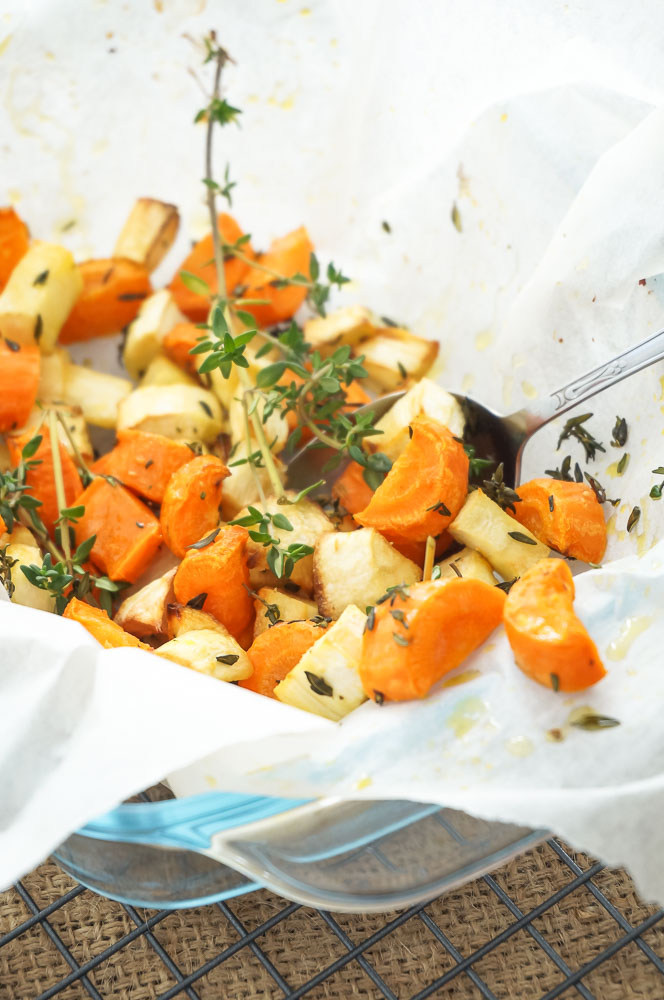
[73,477,162,583]
[360,578,505,702]
[513,478,607,564]
[355,416,469,545]
[240,620,325,699]
[59,258,152,343]
[0,338,40,432]
[160,454,230,558]
[503,559,605,692]
[240,227,313,328]
[91,430,194,503]
[0,207,30,292]
[64,597,151,650]
[169,214,254,322]
[7,427,83,536]
[162,322,203,378]
[173,524,252,639]
[332,461,375,516]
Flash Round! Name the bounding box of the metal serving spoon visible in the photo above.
[287,326,664,490]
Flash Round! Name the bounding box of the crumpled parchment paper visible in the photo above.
[3,0,664,898]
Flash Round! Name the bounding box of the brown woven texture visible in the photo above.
[1,841,663,999]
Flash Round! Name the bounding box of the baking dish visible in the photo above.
[53,793,546,912]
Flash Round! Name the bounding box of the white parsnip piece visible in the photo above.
[274,604,367,720]
[220,443,286,521]
[3,543,55,612]
[0,242,83,353]
[303,305,377,356]
[114,568,176,638]
[449,490,550,581]
[123,289,187,381]
[372,378,465,461]
[18,403,94,464]
[240,493,334,594]
[360,327,438,391]
[156,628,252,682]
[252,586,319,638]
[116,385,222,443]
[113,198,180,273]
[435,546,497,586]
[314,527,421,618]
[64,364,133,429]
[37,348,70,402]
[140,354,197,388]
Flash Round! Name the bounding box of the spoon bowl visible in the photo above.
[287,325,664,493]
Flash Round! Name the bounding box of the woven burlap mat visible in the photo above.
[1,841,663,999]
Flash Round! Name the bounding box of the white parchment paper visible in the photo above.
[3,0,664,897]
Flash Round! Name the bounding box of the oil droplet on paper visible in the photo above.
[505,736,533,757]
[606,457,628,477]
[446,696,486,738]
[606,615,653,661]
[443,669,481,689]
[355,776,373,791]
[204,774,218,788]
[521,381,537,399]
[461,373,475,393]
[474,330,493,352]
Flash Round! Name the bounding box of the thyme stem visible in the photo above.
[48,410,71,569]
[55,411,94,482]
[241,392,267,506]
[202,36,285,500]
[295,361,347,451]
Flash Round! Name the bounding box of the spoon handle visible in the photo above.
[513,325,664,432]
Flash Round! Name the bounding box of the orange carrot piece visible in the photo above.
[355,416,469,544]
[0,207,30,292]
[173,524,252,640]
[91,430,194,503]
[240,227,313,328]
[342,379,372,411]
[513,478,607,564]
[73,477,162,583]
[0,338,40,433]
[7,427,83,536]
[503,559,605,692]
[160,454,230,558]
[59,258,152,343]
[332,461,374,516]
[240,620,325,699]
[169,214,254,322]
[0,514,6,535]
[162,322,203,377]
[360,578,505,702]
[64,597,151,650]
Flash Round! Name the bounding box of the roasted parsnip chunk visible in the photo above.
[0,242,83,353]
[113,198,180,273]
[64,364,133,429]
[0,524,36,547]
[220,443,287,520]
[140,353,197,388]
[2,543,55,612]
[123,289,187,381]
[166,603,228,638]
[229,394,289,456]
[114,568,176,638]
[20,403,94,464]
[37,347,70,402]
[314,527,421,618]
[253,586,319,638]
[156,628,251,681]
[449,490,550,581]
[303,305,377,356]
[435,546,497,586]
[274,604,367,720]
[373,378,465,461]
[360,327,438,391]
[240,493,334,593]
[116,384,222,443]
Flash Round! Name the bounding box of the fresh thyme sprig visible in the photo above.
[229,505,314,578]
[479,462,521,512]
